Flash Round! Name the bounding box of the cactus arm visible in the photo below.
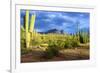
[25,10,30,48]
[29,14,36,32]
[29,14,36,47]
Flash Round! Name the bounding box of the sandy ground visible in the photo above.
[21,48,89,63]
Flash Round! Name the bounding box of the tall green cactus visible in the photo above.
[25,10,36,48]
[29,14,36,47]
[29,14,36,32]
[25,11,30,48]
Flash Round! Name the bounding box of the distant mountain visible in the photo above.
[38,29,64,34]
[37,27,89,34]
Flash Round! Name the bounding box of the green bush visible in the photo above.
[64,40,72,48]
[71,39,79,47]
[47,38,66,49]
[21,48,32,55]
[31,34,43,46]
[44,45,59,59]
[56,40,65,49]
[21,39,26,49]
[64,37,79,48]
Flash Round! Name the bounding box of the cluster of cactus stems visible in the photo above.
[25,10,36,48]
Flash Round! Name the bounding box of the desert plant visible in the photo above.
[25,11,30,48]
[44,46,59,59]
[79,32,89,43]
[71,39,79,47]
[21,48,32,55]
[64,40,72,48]
[22,10,36,48]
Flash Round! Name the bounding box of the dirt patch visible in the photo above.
[21,48,89,63]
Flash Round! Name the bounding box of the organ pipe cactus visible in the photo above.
[25,10,36,48]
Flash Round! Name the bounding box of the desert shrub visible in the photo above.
[47,39,64,49]
[31,34,43,46]
[21,48,32,55]
[43,34,80,49]
[64,40,72,48]
[64,36,79,48]
[44,46,59,59]
[32,39,40,46]
[47,39,57,47]
[71,39,79,47]
[40,44,48,47]
[21,39,26,49]
[56,40,65,49]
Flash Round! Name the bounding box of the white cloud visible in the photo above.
[61,23,70,29]
[59,13,77,23]
[42,19,51,22]
[79,14,84,17]
[46,12,77,24]
[47,13,58,18]
[29,11,36,15]
[35,28,44,32]
[48,14,56,18]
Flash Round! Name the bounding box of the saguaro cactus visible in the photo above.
[29,14,36,33]
[29,14,36,47]
[25,10,36,48]
[25,11,30,48]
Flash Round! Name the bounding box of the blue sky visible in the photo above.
[20,9,90,34]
